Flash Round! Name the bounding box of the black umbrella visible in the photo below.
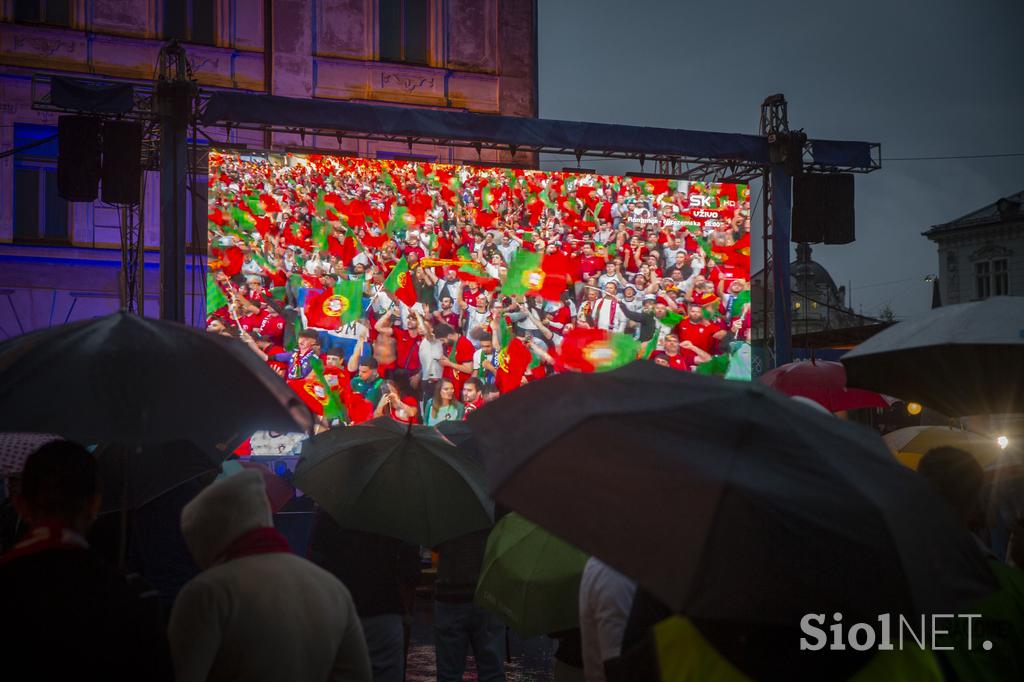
[841,296,1024,416]
[95,441,221,513]
[435,419,480,456]
[0,311,312,448]
[295,417,493,547]
[468,361,996,625]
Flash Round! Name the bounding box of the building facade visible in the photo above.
[0,0,537,336]
[923,191,1023,304]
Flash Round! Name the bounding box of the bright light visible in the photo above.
[906,402,923,415]
[997,436,1009,450]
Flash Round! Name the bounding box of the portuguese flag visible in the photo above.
[495,337,532,394]
[309,356,345,420]
[695,353,730,377]
[558,328,639,373]
[206,273,229,316]
[304,279,363,329]
[384,257,418,307]
[287,375,342,420]
[503,250,571,301]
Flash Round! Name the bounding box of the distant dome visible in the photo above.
[792,243,842,301]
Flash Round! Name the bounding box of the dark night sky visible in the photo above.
[536,0,1024,320]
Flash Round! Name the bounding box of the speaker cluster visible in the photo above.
[57,115,142,205]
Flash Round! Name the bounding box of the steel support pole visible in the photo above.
[156,79,191,322]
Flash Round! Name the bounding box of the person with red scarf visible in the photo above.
[168,470,372,681]
[0,441,174,681]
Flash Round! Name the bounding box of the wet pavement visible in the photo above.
[406,602,556,681]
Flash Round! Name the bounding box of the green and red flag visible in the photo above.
[384,257,418,307]
[304,279,363,329]
[730,289,751,318]
[503,250,571,301]
[558,328,639,373]
[481,183,494,211]
[695,353,730,377]
[455,247,499,290]
[245,193,266,217]
[495,337,532,394]
[387,205,414,235]
[309,356,345,420]
[310,217,329,252]
[659,309,683,331]
[206,273,229,315]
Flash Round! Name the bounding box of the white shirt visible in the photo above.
[434,278,463,306]
[579,557,637,682]
[592,298,627,333]
[497,240,519,264]
[464,307,491,340]
[418,337,444,381]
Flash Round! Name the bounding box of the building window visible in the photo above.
[975,262,990,299]
[379,0,429,65]
[163,0,216,46]
[14,0,70,26]
[975,259,1009,299]
[993,259,1009,296]
[12,124,69,244]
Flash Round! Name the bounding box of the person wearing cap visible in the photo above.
[169,470,372,681]
[621,293,658,343]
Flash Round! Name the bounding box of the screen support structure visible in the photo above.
[155,42,197,323]
[30,67,879,364]
[760,95,793,369]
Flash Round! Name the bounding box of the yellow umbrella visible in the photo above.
[882,426,1004,470]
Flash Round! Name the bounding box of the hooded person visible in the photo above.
[168,470,372,682]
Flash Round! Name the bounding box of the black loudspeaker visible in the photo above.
[57,115,101,202]
[101,120,142,205]
[792,173,855,245]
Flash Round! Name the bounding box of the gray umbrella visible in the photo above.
[842,297,1024,416]
[0,311,312,448]
[295,417,493,547]
[467,361,996,626]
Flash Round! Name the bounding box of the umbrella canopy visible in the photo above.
[0,311,312,449]
[882,426,1006,470]
[96,440,222,512]
[435,420,480,457]
[295,417,493,547]
[842,297,1024,416]
[0,432,63,477]
[475,513,588,638]
[468,361,996,625]
[759,359,891,412]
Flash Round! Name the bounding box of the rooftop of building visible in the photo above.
[923,190,1024,238]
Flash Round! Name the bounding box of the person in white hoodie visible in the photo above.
[169,470,372,682]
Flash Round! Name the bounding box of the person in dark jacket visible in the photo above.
[0,441,173,682]
[434,529,507,682]
[309,510,421,682]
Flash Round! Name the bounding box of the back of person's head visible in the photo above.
[17,440,99,526]
[180,469,273,569]
[434,322,455,338]
[917,446,984,527]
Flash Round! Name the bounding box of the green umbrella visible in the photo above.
[475,513,588,638]
[295,418,493,547]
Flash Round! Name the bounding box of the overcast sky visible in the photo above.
[537,0,1024,320]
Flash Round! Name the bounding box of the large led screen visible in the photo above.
[207,150,751,434]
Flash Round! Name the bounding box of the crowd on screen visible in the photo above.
[205,152,752,433]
